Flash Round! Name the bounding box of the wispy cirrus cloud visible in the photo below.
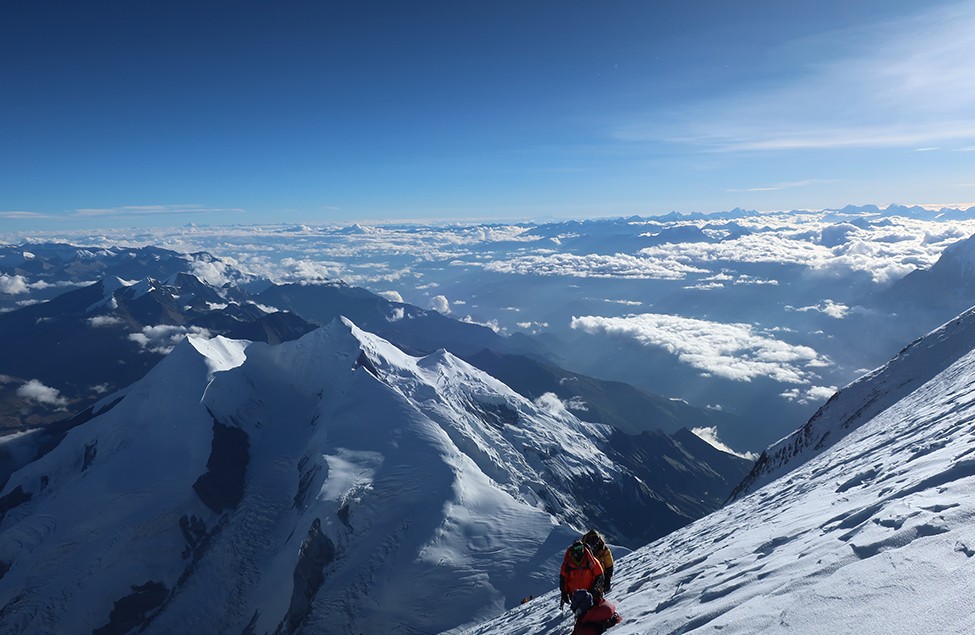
[0,205,245,223]
[727,179,836,193]
[72,204,245,218]
[616,2,975,152]
[0,211,54,220]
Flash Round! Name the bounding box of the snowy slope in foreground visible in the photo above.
[463,327,975,633]
[731,306,975,500]
[0,318,683,634]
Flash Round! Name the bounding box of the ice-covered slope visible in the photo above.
[0,318,719,634]
[730,305,975,500]
[462,312,975,634]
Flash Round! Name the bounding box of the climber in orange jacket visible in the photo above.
[559,540,604,609]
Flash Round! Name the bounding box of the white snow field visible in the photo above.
[461,309,975,634]
[0,318,651,634]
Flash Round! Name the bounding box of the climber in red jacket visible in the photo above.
[560,540,605,608]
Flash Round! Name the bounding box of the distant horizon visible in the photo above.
[4,199,975,241]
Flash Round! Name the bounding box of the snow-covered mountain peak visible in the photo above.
[185,334,250,376]
[127,276,160,299]
[87,275,135,311]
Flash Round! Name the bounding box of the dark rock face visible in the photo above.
[571,473,692,548]
[354,350,379,377]
[92,581,169,635]
[179,515,208,560]
[467,399,520,430]
[604,429,753,521]
[224,312,318,345]
[192,419,250,513]
[279,518,336,634]
[82,441,97,471]
[294,457,322,511]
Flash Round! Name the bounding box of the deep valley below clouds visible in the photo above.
[5,204,975,450]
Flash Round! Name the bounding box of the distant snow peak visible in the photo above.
[186,334,249,376]
[128,277,158,299]
[86,276,134,312]
[188,256,237,287]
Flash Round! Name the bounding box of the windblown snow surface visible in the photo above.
[462,310,975,634]
[731,306,975,501]
[0,318,657,634]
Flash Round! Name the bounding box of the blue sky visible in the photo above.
[2,0,974,230]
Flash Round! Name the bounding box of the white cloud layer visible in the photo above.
[485,252,707,279]
[781,385,838,405]
[430,295,451,314]
[0,274,29,295]
[533,392,587,417]
[571,312,828,384]
[88,315,124,327]
[787,300,850,319]
[377,290,404,303]
[637,215,973,284]
[128,325,213,355]
[17,379,68,408]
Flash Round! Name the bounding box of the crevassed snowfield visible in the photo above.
[463,328,975,634]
